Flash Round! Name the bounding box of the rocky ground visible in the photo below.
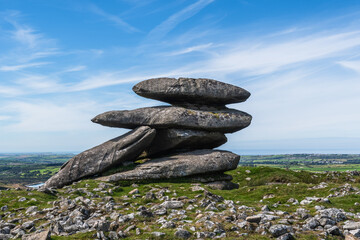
[1,166,360,239]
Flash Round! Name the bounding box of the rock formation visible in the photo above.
[44,77,252,189]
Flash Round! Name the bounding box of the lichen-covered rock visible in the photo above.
[92,106,252,133]
[43,126,156,188]
[99,150,240,182]
[132,77,250,106]
[144,129,227,157]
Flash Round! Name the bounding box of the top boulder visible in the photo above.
[132,77,250,106]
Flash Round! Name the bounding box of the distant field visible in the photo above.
[0,153,73,186]
[240,153,360,172]
[0,153,360,186]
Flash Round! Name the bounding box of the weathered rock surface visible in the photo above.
[92,106,252,133]
[143,129,227,157]
[22,230,50,240]
[132,77,250,106]
[43,126,156,189]
[99,150,240,182]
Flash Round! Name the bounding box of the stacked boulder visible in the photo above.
[44,78,252,189]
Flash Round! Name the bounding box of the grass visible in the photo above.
[1,166,359,239]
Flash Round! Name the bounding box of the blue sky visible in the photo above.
[0,0,360,154]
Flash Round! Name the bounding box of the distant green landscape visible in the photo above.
[0,153,74,186]
[240,154,360,172]
[0,153,359,187]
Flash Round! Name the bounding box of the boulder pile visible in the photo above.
[44,77,252,189]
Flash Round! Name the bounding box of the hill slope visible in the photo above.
[1,167,360,239]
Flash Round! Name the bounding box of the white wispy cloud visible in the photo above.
[0,115,11,121]
[14,75,64,93]
[146,0,215,41]
[165,43,213,56]
[0,62,50,72]
[62,65,87,73]
[0,85,23,96]
[338,60,360,73]
[2,101,97,132]
[181,30,360,76]
[88,4,140,33]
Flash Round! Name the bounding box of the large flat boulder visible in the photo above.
[133,77,250,106]
[43,126,156,188]
[144,129,227,157]
[92,106,252,133]
[99,149,240,182]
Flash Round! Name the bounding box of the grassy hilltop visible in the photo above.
[0,166,360,239]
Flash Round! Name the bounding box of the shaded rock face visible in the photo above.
[91,106,252,133]
[132,77,250,106]
[99,150,240,182]
[144,129,227,157]
[44,126,156,189]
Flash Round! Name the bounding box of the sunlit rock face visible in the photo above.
[44,77,251,189]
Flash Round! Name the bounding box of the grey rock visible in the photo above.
[349,229,360,237]
[22,230,50,240]
[99,150,240,181]
[269,224,291,237]
[319,217,336,226]
[161,201,184,209]
[25,206,38,215]
[343,221,360,230]
[108,231,119,240]
[43,126,156,188]
[246,215,262,224]
[144,129,227,157]
[327,226,342,236]
[305,218,320,229]
[117,231,127,238]
[92,106,252,133]
[161,221,176,229]
[152,231,165,237]
[206,181,239,190]
[277,233,295,240]
[154,208,167,215]
[174,229,191,239]
[0,234,12,240]
[22,221,35,229]
[319,208,347,222]
[132,77,250,106]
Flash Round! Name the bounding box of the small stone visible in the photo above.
[191,186,205,192]
[25,206,38,215]
[174,229,191,239]
[349,229,360,238]
[129,189,139,195]
[152,231,165,237]
[261,205,270,211]
[21,230,50,240]
[327,226,342,236]
[161,201,184,209]
[277,233,295,240]
[269,224,290,237]
[22,221,35,229]
[108,231,119,240]
[18,197,26,202]
[246,215,262,224]
[161,221,176,229]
